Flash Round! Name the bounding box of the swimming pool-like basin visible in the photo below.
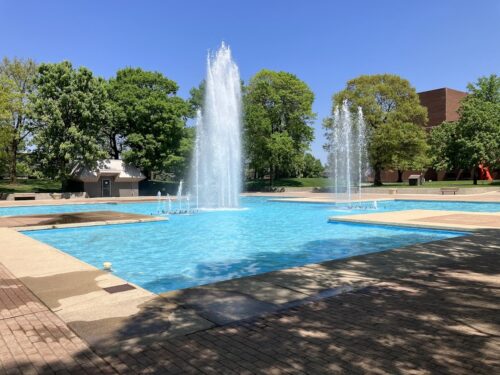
[22,197,478,293]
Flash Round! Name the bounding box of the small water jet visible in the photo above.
[177,180,184,212]
[191,43,243,209]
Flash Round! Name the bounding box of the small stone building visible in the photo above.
[70,160,145,198]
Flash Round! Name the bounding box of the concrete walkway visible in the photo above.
[0,211,166,230]
[1,229,499,374]
[243,190,500,203]
[329,210,500,231]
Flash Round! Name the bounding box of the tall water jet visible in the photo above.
[191,43,243,208]
[327,100,368,202]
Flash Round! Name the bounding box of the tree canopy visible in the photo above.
[328,74,428,185]
[301,153,324,178]
[0,57,37,182]
[107,68,192,178]
[370,122,429,182]
[30,61,108,181]
[243,69,316,184]
[429,74,500,183]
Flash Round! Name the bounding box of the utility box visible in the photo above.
[408,174,423,186]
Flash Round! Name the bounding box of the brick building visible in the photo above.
[418,87,467,128]
[379,87,467,182]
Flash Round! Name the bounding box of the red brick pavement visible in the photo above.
[0,264,119,374]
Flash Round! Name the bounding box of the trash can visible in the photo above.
[408,175,421,186]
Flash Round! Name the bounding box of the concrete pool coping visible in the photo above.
[0,211,168,231]
[243,190,500,203]
[328,209,500,231]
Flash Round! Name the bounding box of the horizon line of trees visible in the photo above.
[1,56,498,188]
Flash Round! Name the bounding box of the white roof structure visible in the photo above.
[71,160,146,183]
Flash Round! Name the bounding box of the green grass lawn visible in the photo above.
[245,177,331,190]
[0,179,61,193]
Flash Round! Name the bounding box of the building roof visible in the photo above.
[71,159,146,183]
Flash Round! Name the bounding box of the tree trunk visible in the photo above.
[397,170,403,183]
[472,166,478,185]
[110,134,120,159]
[9,140,18,184]
[373,166,383,186]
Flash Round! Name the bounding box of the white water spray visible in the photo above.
[328,100,368,202]
[191,43,243,208]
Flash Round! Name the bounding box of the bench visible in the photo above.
[440,187,459,195]
[13,193,36,200]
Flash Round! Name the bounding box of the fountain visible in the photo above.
[167,194,172,213]
[327,100,369,204]
[191,43,243,209]
[155,191,167,215]
[177,180,183,212]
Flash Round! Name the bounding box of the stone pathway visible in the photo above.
[1,229,500,374]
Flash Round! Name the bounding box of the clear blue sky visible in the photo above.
[1,0,499,162]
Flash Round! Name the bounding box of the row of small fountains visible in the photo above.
[333,201,378,210]
[152,209,200,216]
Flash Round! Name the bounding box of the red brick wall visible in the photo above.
[445,88,467,122]
[418,87,467,128]
[419,88,447,128]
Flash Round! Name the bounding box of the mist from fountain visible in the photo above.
[328,100,369,203]
[191,43,243,209]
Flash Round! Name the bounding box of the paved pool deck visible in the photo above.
[0,192,499,373]
[243,190,500,203]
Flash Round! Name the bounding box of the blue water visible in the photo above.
[24,197,475,293]
[2,198,499,217]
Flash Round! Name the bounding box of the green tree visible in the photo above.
[0,57,37,182]
[328,74,428,185]
[107,68,191,179]
[187,80,205,117]
[0,125,9,176]
[428,121,460,171]
[243,69,316,185]
[370,122,429,182]
[430,74,500,184]
[30,61,108,183]
[302,153,324,177]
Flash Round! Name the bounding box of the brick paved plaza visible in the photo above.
[1,228,499,374]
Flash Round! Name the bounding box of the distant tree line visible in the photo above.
[0,56,498,187]
[0,58,324,186]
